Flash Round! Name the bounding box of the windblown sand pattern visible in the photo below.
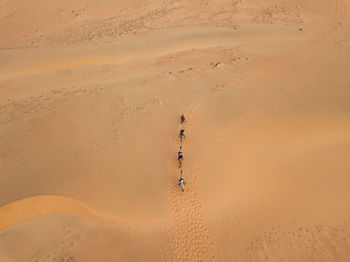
[1,0,350,261]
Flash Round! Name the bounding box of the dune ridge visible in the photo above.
[1,0,350,261]
[0,195,168,232]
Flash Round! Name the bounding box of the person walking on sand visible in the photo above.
[178,177,185,192]
[178,147,183,161]
[181,114,185,124]
[179,129,185,142]
[178,170,185,191]
[178,146,183,167]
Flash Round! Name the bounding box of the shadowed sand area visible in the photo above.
[1,0,350,261]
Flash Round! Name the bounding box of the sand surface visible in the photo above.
[1,0,350,261]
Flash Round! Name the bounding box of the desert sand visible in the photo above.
[1,0,350,261]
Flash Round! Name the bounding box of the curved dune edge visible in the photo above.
[0,195,168,231]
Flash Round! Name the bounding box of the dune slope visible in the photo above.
[1,0,350,261]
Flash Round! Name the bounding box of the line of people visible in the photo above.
[178,114,186,192]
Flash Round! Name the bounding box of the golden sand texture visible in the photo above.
[1,0,350,261]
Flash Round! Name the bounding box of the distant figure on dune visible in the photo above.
[178,146,183,168]
[181,114,185,124]
[178,177,185,192]
[178,148,183,161]
[179,129,185,142]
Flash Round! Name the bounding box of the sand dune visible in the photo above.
[1,0,350,261]
[0,195,168,232]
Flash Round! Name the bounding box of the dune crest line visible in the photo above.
[0,195,96,230]
[0,195,168,231]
